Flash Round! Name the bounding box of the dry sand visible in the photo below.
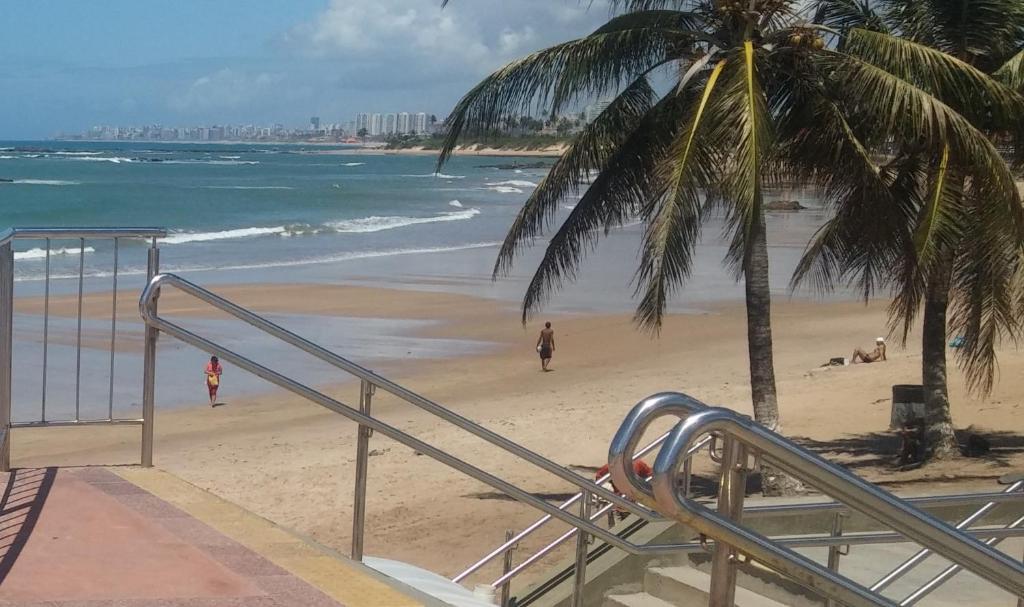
[10,284,1024,588]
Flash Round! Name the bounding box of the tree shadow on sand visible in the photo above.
[790,428,1024,471]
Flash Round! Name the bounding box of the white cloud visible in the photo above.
[285,0,607,74]
[168,68,286,113]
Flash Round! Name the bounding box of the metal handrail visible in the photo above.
[140,273,657,520]
[0,227,167,245]
[472,433,716,589]
[870,480,1023,593]
[138,274,718,560]
[451,429,671,584]
[0,227,167,471]
[610,400,1024,606]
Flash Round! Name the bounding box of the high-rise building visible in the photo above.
[413,113,428,134]
[384,113,397,135]
[369,114,383,136]
[397,112,411,135]
[356,113,370,133]
[310,116,321,131]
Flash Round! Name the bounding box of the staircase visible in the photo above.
[605,566,787,607]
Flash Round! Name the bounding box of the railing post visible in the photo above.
[570,489,592,607]
[825,512,848,607]
[140,243,159,467]
[0,241,12,473]
[708,437,747,607]
[500,529,516,607]
[351,379,374,561]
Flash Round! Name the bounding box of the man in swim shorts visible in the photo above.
[536,321,555,371]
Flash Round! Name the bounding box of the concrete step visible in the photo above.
[604,591,679,607]
[645,566,790,607]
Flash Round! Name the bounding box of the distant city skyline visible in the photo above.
[61,108,441,142]
[0,1,614,139]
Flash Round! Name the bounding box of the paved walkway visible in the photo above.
[0,467,430,607]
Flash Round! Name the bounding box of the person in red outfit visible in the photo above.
[204,355,223,407]
[594,459,653,522]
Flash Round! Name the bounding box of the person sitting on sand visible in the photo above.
[852,338,887,364]
[205,355,223,406]
[536,321,555,371]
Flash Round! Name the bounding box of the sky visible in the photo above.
[0,0,614,139]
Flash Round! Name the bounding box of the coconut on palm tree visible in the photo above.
[799,0,1024,459]
[439,0,1021,493]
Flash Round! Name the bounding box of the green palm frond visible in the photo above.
[912,145,964,266]
[947,176,1024,393]
[995,48,1024,91]
[437,15,704,166]
[634,60,727,329]
[493,77,656,278]
[824,50,1019,207]
[883,0,1024,66]
[812,0,888,35]
[517,90,694,322]
[719,42,773,271]
[843,29,1024,123]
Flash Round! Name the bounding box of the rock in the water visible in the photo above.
[765,199,805,211]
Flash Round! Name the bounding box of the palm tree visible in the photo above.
[799,0,1024,459]
[439,0,1020,493]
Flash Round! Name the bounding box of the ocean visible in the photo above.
[0,140,835,419]
[0,140,832,303]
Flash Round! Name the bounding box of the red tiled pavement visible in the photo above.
[0,468,346,607]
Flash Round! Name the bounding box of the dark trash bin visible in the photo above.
[890,384,925,430]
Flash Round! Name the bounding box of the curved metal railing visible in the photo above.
[609,394,1024,607]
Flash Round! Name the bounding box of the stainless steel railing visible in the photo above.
[609,394,1024,607]
[0,227,167,471]
[136,275,731,568]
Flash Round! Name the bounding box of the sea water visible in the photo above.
[0,140,834,416]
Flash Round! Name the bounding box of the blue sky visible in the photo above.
[0,0,612,139]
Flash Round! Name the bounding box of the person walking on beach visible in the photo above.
[537,322,555,371]
[852,338,887,364]
[205,355,223,406]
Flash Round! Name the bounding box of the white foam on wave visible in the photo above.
[8,179,80,186]
[0,156,16,160]
[402,173,465,179]
[74,156,134,163]
[448,200,463,208]
[160,226,287,245]
[488,186,524,194]
[201,185,294,190]
[327,208,481,234]
[16,246,95,260]
[13,242,504,282]
[490,180,537,188]
[342,162,366,167]
[219,155,241,159]
[53,151,102,156]
[162,159,260,165]
[201,242,503,273]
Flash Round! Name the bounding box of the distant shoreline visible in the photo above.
[45,139,567,158]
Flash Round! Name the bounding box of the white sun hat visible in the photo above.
[876,337,885,343]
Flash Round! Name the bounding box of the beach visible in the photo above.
[10,281,1024,588]
[3,141,1022,590]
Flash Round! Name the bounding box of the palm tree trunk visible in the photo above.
[922,261,959,459]
[745,213,802,496]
